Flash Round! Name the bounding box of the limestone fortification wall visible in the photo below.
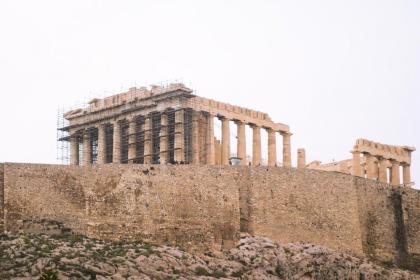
[1,164,240,253]
[0,164,4,232]
[242,169,364,254]
[401,188,420,270]
[1,163,419,271]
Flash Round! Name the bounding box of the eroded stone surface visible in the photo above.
[1,233,418,280]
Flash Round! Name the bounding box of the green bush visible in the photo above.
[212,270,227,278]
[195,266,210,276]
[39,269,59,280]
[231,270,244,278]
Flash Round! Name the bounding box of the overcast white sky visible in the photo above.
[0,0,419,188]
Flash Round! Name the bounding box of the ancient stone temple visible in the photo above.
[307,139,415,188]
[351,139,415,187]
[59,83,291,167]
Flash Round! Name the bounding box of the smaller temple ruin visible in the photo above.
[307,139,415,187]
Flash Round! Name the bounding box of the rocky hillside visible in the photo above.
[0,233,418,280]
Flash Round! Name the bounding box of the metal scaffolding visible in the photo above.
[58,107,196,165]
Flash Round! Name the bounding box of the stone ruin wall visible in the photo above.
[243,169,364,254]
[1,164,240,253]
[1,163,419,272]
[0,164,4,233]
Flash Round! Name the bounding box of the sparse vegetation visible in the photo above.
[0,233,417,279]
[39,269,59,280]
[194,266,210,276]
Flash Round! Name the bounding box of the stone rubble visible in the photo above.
[0,233,418,280]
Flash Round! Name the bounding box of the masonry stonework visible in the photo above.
[241,168,364,255]
[0,164,4,233]
[1,163,419,272]
[60,84,290,167]
[2,164,240,252]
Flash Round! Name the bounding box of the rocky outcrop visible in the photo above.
[1,233,418,280]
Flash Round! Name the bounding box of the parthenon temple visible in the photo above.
[60,83,291,167]
[306,139,415,187]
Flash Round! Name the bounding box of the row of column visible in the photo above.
[70,110,185,165]
[352,151,412,187]
[208,115,291,167]
[70,109,293,167]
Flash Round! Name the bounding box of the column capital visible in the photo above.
[112,119,123,125]
[70,130,81,137]
[82,127,92,134]
[204,111,215,118]
[233,119,245,125]
[249,123,261,129]
[128,115,139,122]
[265,127,275,133]
[94,122,107,129]
[391,159,400,166]
[280,131,293,137]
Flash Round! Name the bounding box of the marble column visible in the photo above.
[282,132,292,168]
[236,121,246,165]
[297,148,306,169]
[206,114,215,165]
[391,160,400,187]
[378,158,388,183]
[403,164,411,187]
[252,125,261,166]
[372,157,379,180]
[191,111,200,164]
[388,167,393,183]
[365,154,377,180]
[174,109,184,162]
[112,121,121,163]
[70,133,80,166]
[143,116,152,164]
[267,128,277,167]
[160,113,168,164]
[215,138,221,165]
[82,129,91,166]
[128,118,137,163]
[97,124,106,164]
[220,117,230,165]
[351,151,362,177]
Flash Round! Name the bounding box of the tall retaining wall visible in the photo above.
[2,164,240,252]
[1,163,419,271]
[402,188,420,270]
[242,168,364,255]
[0,164,4,232]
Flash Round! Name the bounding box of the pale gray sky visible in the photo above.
[0,0,419,188]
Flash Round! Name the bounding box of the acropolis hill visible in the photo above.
[1,83,419,273]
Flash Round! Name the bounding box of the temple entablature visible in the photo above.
[353,138,415,165]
